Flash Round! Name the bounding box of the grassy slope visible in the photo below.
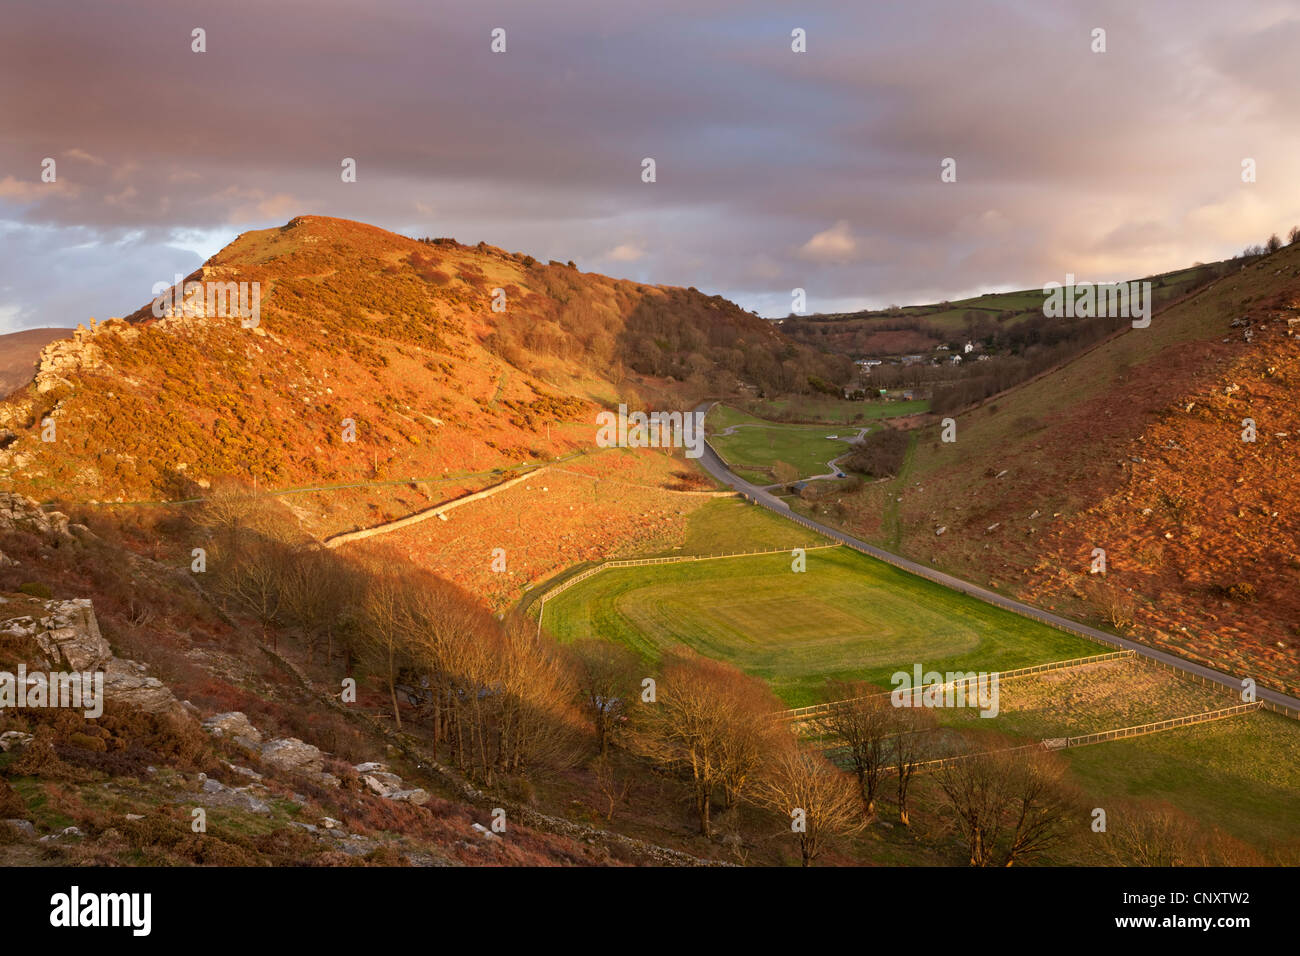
[707,402,926,482]
[806,261,1221,335]
[708,423,850,480]
[1061,711,1300,850]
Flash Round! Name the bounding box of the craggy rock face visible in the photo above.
[0,596,187,718]
[0,493,73,545]
[0,598,110,674]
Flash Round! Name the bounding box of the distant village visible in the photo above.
[855,339,991,371]
[840,340,993,402]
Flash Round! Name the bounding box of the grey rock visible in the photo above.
[203,712,263,747]
[0,730,34,752]
[470,822,500,841]
[361,771,404,796]
[39,825,83,842]
[386,788,430,806]
[261,737,324,775]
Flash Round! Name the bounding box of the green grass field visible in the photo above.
[707,406,862,480]
[673,498,830,554]
[543,545,1102,706]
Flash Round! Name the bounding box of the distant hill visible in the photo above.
[0,216,846,502]
[0,327,74,397]
[780,261,1230,358]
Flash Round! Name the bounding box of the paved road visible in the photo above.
[695,402,1300,715]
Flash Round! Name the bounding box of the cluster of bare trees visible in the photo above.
[194,485,583,784]
[634,652,787,837]
[1239,226,1300,258]
[813,682,937,826]
[567,642,865,863]
[934,743,1079,866]
[626,651,862,865]
[813,683,1085,866]
[360,568,583,781]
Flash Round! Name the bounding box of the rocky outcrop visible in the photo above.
[103,659,184,715]
[259,737,325,776]
[27,599,106,671]
[33,322,113,395]
[0,597,187,717]
[202,712,263,749]
[0,730,33,752]
[0,493,74,545]
[355,762,429,805]
[199,712,340,788]
[191,774,271,814]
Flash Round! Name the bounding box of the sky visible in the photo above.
[2,0,1299,332]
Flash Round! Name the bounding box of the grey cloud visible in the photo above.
[1,0,1298,329]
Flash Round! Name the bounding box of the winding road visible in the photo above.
[695,402,1300,716]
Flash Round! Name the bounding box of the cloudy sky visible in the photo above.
[3,0,1299,331]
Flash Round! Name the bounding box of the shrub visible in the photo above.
[1212,581,1258,603]
[842,428,909,478]
[0,778,27,819]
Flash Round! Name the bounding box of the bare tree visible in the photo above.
[1087,579,1136,630]
[815,682,891,819]
[772,460,799,489]
[592,756,631,822]
[1100,802,1204,867]
[756,744,864,866]
[570,638,641,756]
[360,568,412,730]
[889,703,937,826]
[936,742,1077,866]
[494,614,584,777]
[636,651,783,838]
